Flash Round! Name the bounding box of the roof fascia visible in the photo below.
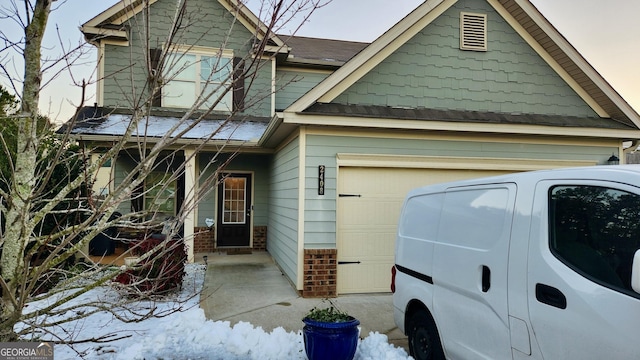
[82,0,288,54]
[217,0,287,52]
[112,0,158,25]
[259,113,283,144]
[80,27,129,43]
[283,112,640,140]
[72,134,264,148]
[81,0,157,42]
[285,0,454,113]
[509,0,640,128]
[83,0,154,28]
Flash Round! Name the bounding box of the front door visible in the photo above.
[216,173,252,247]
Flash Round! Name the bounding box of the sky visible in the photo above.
[1,0,638,123]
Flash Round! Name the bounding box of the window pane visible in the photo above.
[170,54,196,81]
[201,56,232,111]
[164,53,232,110]
[222,177,246,224]
[201,56,231,83]
[550,185,640,295]
[144,172,177,218]
[163,81,196,108]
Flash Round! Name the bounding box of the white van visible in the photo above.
[392,165,640,360]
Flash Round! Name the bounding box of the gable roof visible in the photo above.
[303,103,635,131]
[278,36,369,68]
[81,0,287,53]
[285,0,640,129]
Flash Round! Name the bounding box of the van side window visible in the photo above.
[550,185,640,295]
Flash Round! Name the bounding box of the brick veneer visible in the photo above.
[302,249,337,298]
[253,226,267,251]
[193,226,267,253]
[193,227,215,253]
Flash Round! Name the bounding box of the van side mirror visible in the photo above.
[632,250,640,294]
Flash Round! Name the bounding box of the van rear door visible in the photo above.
[528,180,640,359]
[432,184,516,359]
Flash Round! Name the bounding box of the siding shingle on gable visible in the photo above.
[333,0,598,118]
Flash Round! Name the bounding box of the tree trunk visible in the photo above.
[0,0,51,342]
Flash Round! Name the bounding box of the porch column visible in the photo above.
[183,148,197,262]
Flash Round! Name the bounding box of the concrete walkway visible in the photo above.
[198,251,408,351]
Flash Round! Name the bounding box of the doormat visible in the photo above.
[226,248,252,255]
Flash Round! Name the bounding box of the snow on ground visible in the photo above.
[21,265,412,359]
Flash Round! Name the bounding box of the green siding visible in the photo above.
[303,133,617,248]
[268,138,300,284]
[333,0,598,118]
[196,153,271,227]
[275,70,330,111]
[102,0,271,117]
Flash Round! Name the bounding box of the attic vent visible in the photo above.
[460,12,487,51]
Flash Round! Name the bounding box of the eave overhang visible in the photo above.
[282,104,640,141]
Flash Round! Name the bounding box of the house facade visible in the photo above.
[69,0,640,297]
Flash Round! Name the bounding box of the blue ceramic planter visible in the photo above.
[302,317,360,360]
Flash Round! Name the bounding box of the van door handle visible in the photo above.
[482,265,490,292]
[536,283,567,309]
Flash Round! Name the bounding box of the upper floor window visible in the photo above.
[162,50,233,112]
[549,185,640,297]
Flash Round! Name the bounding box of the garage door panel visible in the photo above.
[341,230,395,258]
[338,262,393,294]
[337,167,509,294]
[341,200,400,226]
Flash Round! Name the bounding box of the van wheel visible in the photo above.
[407,310,444,360]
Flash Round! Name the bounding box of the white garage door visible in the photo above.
[336,167,510,294]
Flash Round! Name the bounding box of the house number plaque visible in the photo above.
[318,165,325,195]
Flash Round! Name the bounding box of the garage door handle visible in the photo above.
[338,261,361,265]
[339,194,361,197]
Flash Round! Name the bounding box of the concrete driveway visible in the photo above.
[198,251,408,351]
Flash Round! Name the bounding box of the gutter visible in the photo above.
[71,134,261,148]
[258,113,284,147]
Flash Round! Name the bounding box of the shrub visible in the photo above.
[114,234,187,295]
[304,299,353,323]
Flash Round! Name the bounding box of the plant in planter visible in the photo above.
[302,299,360,360]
